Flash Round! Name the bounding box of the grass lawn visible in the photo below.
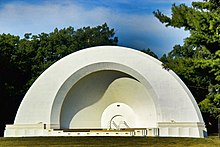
[0,136,219,147]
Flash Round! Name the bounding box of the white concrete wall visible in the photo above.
[6,46,206,138]
[5,124,158,137]
[158,122,206,138]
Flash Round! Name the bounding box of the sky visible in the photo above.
[0,0,197,56]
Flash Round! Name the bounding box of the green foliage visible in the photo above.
[0,23,118,136]
[23,23,117,87]
[141,48,158,59]
[155,0,220,133]
[154,0,220,53]
[200,90,220,117]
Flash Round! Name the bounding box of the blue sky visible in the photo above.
[0,0,197,56]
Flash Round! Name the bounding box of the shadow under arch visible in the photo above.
[50,62,161,129]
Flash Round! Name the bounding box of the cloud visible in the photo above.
[0,1,115,35]
[110,13,189,56]
[0,0,191,56]
[0,2,88,35]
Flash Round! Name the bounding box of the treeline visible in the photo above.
[0,23,118,136]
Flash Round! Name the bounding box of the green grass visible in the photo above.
[0,136,219,147]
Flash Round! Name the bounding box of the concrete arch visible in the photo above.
[5,46,206,138]
[51,62,160,129]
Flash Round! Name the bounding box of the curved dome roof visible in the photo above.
[14,46,204,130]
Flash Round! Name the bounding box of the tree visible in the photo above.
[141,48,158,59]
[25,23,118,88]
[0,34,24,136]
[154,0,220,133]
[0,23,118,136]
[154,0,220,54]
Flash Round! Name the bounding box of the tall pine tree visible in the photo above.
[154,0,220,133]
